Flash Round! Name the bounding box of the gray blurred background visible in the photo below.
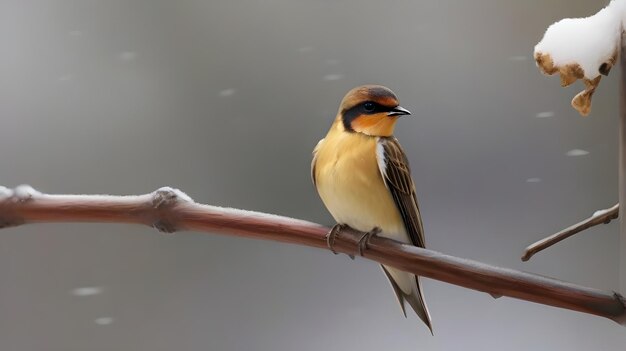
[2,0,625,350]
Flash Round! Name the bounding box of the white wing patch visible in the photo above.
[375,138,388,188]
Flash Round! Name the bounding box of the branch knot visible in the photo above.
[150,187,193,234]
[0,184,41,203]
[152,187,193,209]
[0,185,42,228]
[611,292,626,326]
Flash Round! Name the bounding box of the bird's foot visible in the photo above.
[326,224,347,255]
[357,227,381,256]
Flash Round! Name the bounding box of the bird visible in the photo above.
[311,85,432,333]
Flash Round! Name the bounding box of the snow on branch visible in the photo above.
[534,0,623,115]
[0,185,625,324]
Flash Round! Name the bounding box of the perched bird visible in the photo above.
[311,85,432,332]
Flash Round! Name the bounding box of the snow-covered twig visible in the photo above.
[522,204,619,262]
[534,0,623,115]
[0,185,625,324]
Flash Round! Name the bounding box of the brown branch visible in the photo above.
[521,204,619,262]
[1,185,625,325]
[619,32,626,295]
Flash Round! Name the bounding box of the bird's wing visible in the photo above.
[376,137,425,248]
[311,138,325,186]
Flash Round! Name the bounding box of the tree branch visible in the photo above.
[1,185,625,325]
[619,31,626,297]
[521,204,619,262]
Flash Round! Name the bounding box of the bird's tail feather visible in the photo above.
[381,265,433,334]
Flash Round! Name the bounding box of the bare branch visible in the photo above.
[619,32,626,297]
[1,185,625,325]
[521,204,619,262]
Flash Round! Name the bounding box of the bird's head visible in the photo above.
[337,85,411,137]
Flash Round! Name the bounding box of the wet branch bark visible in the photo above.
[0,185,625,325]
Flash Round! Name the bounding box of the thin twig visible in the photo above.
[521,204,619,262]
[1,185,625,324]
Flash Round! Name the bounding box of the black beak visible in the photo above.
[387,106,411,116]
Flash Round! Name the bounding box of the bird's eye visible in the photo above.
[363,102,376,112]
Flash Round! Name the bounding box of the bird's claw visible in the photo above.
[327,224,378,258]
[326,224,345,255]
[357,227,381,256]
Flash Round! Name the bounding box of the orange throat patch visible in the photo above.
[350,115,399,137]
